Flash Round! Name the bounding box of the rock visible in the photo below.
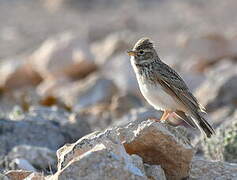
[144,164,166,180]
[0,117,68,156]
[51,73,118,111]
[0,173,9,180]
[29,32,97,80]
[110,93,143,118]
[8,158,36,171]
[56,130,122,170]
[101,53,139,94]
[181,34,236,72]
[195,59,237,112]
[54,128,146,179]
[0,107,91,173]
[119,120,194,180]
[130,154,146,175]
[113,107,163,127]
[91,31,132,65]
[5,170,32,180]
[202,112,237,163]
[36,77,72,98]
[0,58,42,89]
[7,145,57,171]
[189,158,237,180]
[23,172,45,180]
[55,144,146,180]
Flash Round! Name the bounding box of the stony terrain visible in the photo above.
[0,0,237,179]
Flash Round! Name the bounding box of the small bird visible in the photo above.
[127,37,215,138]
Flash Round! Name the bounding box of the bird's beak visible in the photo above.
[127,50,136,56]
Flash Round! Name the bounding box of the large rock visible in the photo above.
[56,144,146,180]
[54,129,147,180]
[54,117,194,180]
[29,32,97,80]
[0,118,66,156]
[0,106,91,157]
[119,120,194,180]
[189,158,237,180]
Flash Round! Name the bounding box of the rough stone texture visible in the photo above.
[29,32,97,79]
[25,106,91,142]
[56,130,121,170]
[55,144,146,180]
[144,164,166,180]
[189,158,237,180]
[0,117,71,156]
[5,170,32,180]
[119,120,194,180]
[7,145,56,171]
[202,112,237,163]
[24,172,45,180]
[7,158,36,172]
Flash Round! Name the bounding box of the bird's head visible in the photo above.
[127,37,158,64]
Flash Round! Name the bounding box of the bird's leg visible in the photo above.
[160,110,171,123]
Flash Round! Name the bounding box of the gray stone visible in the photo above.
[29,32,97,79]
[190,158,237,180]
[7,145,56,171]
[56,144,146,180]
[144,164,166,180]
[52,73,118,111]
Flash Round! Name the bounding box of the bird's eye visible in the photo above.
[139,50,145,55]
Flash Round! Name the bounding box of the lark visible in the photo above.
[127,37,215,138]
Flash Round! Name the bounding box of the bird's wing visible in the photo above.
[156,63,205,112]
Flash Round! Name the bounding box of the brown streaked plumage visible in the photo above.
[127,37,215,138]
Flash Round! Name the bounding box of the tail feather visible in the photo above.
[192,111,215,138]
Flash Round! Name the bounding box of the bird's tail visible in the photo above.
[191,111,215,138]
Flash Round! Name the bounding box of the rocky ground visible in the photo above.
[0,0,237,179]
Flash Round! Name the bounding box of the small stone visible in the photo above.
[144,164,166,180]
[190,158,237,180]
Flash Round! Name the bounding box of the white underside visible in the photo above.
[131,57,181,111]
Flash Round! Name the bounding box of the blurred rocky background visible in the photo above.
[0,0,237,179]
